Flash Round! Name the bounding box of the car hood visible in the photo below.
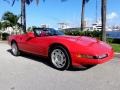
[60,35,98,45]
[59,35,112,55]
[59,35,99,45]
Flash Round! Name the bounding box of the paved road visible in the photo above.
[0,43,120,90]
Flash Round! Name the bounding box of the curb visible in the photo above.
[115,53,120,58]
[115,53,120,54]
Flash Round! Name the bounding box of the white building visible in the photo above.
[92,20,102,31]
[58,23,71,30]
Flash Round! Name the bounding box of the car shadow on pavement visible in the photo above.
[7,49,94,71]
[68,65,96,71]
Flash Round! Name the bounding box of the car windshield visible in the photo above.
[33,28,64,37]
[48,28,64,35]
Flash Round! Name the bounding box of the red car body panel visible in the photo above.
[8,32,114,67]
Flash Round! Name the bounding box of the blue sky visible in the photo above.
[0,0,120,28]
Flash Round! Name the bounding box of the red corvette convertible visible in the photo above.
[8,28,114,70]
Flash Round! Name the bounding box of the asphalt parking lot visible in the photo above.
[0,42,120,90]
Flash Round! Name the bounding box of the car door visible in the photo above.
[17,34,30,52]
[18,33,34,52]
[25,36,50,56]
[18,29,52,56]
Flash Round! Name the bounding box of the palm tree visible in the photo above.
[81,0,89,31]
[61,0,89,31]
[1,11,20,34]
[0,22,2,30]
[0,22,2,40]
[101,0,107,42]
[12,0,40,33]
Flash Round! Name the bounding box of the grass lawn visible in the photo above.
[111,43,120,53]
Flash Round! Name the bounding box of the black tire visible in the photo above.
[11,42,20,56]
[49,46,71,70]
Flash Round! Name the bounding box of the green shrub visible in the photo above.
[65,30,120,44]
[65,30,102,39]
[107,38,114,43]
[2,33,10,40]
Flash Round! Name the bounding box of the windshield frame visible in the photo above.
[33,28,64,37]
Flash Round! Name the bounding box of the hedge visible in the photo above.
[65,30,120,43]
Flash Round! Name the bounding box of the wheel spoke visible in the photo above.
[51,49,66,68]
[12,44,17,54]
[11,43,20,56]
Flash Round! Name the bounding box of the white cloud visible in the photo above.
[107,12,119,20]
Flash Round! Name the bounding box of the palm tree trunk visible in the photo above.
[101,0,107,42]
[0,33,2,40]
[21,0,26,33]
[81,0,85,31]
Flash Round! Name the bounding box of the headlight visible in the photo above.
[78,54,108,59]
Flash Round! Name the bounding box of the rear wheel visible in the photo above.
[50,46,70,70]
[11,42,20,56]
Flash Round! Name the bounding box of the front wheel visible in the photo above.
[11,42,20,56]
[50,46,71,70]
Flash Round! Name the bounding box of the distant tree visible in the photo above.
[60,0,90,31]
[1,11,19,29]
[1,21,11,29]
[27,26,38,32]
[27,27,32,32]
[1,11,21,35]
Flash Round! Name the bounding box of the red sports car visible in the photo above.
[8,28,114,70]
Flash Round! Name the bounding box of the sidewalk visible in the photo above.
[0,40,7,43]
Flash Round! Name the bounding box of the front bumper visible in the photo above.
[71,51,114,67]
